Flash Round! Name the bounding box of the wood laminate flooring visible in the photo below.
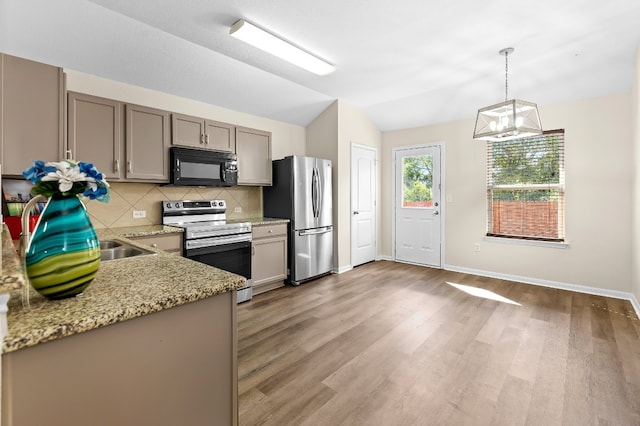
[237,261,640,425]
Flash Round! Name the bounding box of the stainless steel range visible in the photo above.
[162,199,253,303]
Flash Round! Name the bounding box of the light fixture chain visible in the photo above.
[504,49,509,101]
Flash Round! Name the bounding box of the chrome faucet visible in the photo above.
[19,195,46,260]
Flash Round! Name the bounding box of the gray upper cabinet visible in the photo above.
[68,92,123,180]
[68,92,170,182]
[125,104,170,180]
[205,120,235,152]
[0,54,64,175]
[236,126,272,186]
[171,113,235,152]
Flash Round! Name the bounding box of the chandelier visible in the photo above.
[473,47,542,141]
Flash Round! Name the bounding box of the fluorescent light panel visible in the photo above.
[230,19,335,76]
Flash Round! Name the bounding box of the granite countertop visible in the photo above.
[0,226,26,293]
[238,217,290,226]
[1,224,246,353]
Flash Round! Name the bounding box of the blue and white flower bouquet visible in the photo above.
[23,160,110,202]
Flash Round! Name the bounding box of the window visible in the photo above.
[402,154,433,208]
[486,129,565,241]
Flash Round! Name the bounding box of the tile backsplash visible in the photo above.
[85,182,262,229]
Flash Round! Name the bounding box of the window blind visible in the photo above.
[486,129,565,242]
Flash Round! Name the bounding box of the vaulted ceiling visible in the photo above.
[2,0,639,131]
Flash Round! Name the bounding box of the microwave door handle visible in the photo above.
[221,162,226,182]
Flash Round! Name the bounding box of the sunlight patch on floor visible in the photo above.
[446,282,521,306]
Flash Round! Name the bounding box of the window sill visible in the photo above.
[483,236,569,249]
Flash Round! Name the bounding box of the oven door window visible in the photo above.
[186,241,251,280]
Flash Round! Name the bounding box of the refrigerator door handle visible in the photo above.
[315,166,322,219]
[299,227,332,236]
[311,167,319,218]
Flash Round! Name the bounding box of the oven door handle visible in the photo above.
[185,240,251,255]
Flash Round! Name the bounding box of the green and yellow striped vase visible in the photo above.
[25,194,100,300]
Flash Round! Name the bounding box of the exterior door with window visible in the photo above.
[394,145,441,267]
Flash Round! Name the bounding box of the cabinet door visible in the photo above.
[1,54,64,175]
[204,120,235,152]
[236,126,272,186]
[126,104,170,181]
[171,113,205,149]
[252,236,287,287]
[68,92,122,180]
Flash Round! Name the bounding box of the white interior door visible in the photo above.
[394,145,442,267]
[351,144,377,267]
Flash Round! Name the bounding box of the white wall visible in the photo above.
[65,70,306,160]
[307,100,382,272]
[337,101,382,270]
[382,93,633,293]
[632,45,640,303]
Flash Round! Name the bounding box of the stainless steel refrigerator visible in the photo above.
[263,156,333,285]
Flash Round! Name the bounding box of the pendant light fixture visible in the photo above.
[473,47,542,141]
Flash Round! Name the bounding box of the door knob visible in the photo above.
[433,211,439,215]
[353,211,359,215]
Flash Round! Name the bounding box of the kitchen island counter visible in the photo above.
[2,224,245,353]
[1,224,241,426]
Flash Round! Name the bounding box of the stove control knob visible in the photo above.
[212,201,217,207]
[174,202,181,208]
[165,202,171,209]
[219,201,225,208]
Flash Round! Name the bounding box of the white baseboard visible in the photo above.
[376,255,393,261]
[333,264,353,275]
[444,263,640,319]
[630,294,640,317]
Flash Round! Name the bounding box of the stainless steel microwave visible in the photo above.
[169,146,238,187]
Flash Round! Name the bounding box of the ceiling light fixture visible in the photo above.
[473,47,542,141]
[229,19,335,76]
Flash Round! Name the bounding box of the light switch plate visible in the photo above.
[133,210,147,219]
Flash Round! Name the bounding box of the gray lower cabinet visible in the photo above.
[171,113,235,152]
[0,54,64,175]
[252,223,287,294]
[1,291,238,426]
[236,126,272,186]
[68,92,170,182]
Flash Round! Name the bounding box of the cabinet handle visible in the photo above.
[252,245,255,255]
[127,161,132,173]
[151,243,157,248]
[66,150,74,160]
[205,133,210,145]
[200,133,205,144]
[114,160,119,172]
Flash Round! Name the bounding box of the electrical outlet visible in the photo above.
[132,210,147,219]
[234,207,242,213]
[473,243,480,252]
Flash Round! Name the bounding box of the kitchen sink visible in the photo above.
[100,239,156,261]
[99,240,122,249]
